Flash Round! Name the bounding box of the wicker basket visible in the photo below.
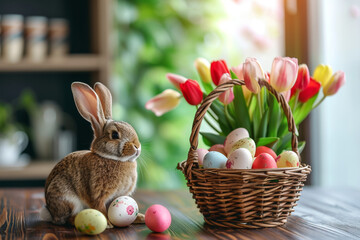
[177,79,311,228]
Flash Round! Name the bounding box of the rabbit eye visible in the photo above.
[111,131,120,140]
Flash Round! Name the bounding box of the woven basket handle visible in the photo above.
[184,79,299,175]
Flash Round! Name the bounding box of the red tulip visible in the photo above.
[210,60,229,85]
[298,77,321,103]
[180,79,203,105]
[291,64,310,97]
[294,64,310,90]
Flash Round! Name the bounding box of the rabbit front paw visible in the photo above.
[107,221,114,228]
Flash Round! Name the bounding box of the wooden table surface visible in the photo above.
[0,187,359,240]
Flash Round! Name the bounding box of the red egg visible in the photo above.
[145,204,171,232]
[209,144,226,156]
[255,146,277,159]
[252,153,277,169]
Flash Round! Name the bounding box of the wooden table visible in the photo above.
[1,187,359,239]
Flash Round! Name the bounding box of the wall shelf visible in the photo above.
[0,54,104,72]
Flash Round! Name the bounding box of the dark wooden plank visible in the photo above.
[0,187,360,239]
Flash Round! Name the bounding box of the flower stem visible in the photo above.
[313,96,326,109]
[292,90,300,111]
[257,93,263,118]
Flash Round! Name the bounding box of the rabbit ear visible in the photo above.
[71,82,105,137]
[94,82,112,119]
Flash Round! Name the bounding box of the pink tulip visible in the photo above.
[242,58,265,94]
[270,57,299,93]
[231,64,252,101]
[323,71,345,96]
[145,89,181,116]
[282,90,291,102]
[231,64,244,80]
[218,73,234,105]
[166,73,187,90]
[180,79,203,105]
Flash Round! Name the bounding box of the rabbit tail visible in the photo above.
[40,206,52,222]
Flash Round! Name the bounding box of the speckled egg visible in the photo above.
[209,144,226,156]
[228,138,256,157]
[276,151,300,168]
[145,204,171,232]
[224,128,249,154]
[108,196,138,227]
[252,153,277,169]
[203,151,227,169]
[196,148,209,166]
[226,148,253,169]
[75,209,107,235]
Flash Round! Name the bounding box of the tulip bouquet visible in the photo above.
[146,57,345,155]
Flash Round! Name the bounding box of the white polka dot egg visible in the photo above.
[108,196,138,227]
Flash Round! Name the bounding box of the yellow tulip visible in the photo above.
[194,58,212,83]
[313,64,332,86]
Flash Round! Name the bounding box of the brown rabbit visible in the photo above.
[40,82,143,227]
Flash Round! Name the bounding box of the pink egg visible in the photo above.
[208,144,226,156]
[224,128,249,154]
[196,148,208,166]
[252,153,277,169]
[145,204,171,232]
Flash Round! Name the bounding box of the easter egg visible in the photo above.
[252,153,277,169]
[108,196,138,227]
[255,146,277,159]
[75,209,107,235]
[226,148,253,169]
[224,128,249,154]
[145,204,171,232]
[228,137,256,157]
[209,144,226,156]
[276,151,300,168]
[196,148,208,166]
[203,151,227,169]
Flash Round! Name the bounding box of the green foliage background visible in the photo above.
[112,0,228,189]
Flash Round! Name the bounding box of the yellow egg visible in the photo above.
[75,209,107,235]
[276,151,300,168]
[228,138,256,157]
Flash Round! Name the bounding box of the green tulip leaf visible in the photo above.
[209,100,232,135]
[252,97,261,139]
[257,108,269,138]
[201,81,214,95]
[256,137,279,147]
[298,141,306,154]
[200,132,226,147]
[267,92,282,137]
[294,93,319,125]
[274,133,292,154]
[233,85,252,134]
[230,69,238,80]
